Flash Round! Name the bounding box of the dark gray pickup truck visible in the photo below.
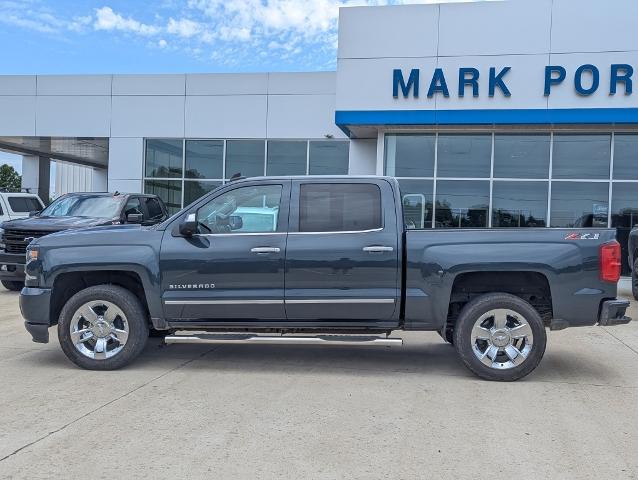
[20,176,631,381]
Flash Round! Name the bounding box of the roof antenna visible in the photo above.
[229,172,245,182]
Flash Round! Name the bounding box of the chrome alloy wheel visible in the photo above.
[470,308,534,370]
[70,300,129,360]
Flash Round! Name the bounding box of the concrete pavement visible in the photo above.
[0,287,637,479]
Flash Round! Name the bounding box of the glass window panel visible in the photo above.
[225,140,265,179]
[299,183,382,232]
[492,181,548,228]
[437,134,491,178]
[613,134,638,180]
[197,185,282,234]
[435,180,489,228]
[184,180,222,206]
[144,179,182,215]
[397,179,434,229]
[185,140,223,179]
[7,197,42,213]
[267,141,307,176]
[550,181,609,227]
[145,139,182,178]
[552,134,611,179]
[493,134,550,179]
[385,134,435,177]
[308,141,349,175]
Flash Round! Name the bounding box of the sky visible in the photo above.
[0,0,485,75]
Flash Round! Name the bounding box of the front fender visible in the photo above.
[41,244,163,320]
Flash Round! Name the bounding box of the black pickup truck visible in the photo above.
[0,192,168,290]
[19,176,631,381]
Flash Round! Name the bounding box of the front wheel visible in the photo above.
[453,293,547,381]
[58,285,149,370]
[2,280,24,291]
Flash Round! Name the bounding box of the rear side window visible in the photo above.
[144,197,165,221]
[8,197,41,213]
[299,183,382,232]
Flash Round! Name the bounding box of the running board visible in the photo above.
[165,333,403,347]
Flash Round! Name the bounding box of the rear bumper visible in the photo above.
[20,287,52,343]
[598,299,632,326]
[0,251,25,280]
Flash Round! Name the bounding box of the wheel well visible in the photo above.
[445,271,553,333]
[50,271,149,326]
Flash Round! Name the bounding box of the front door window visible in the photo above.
[196,185,282,234]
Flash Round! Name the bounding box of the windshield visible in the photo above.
[41,195,123,219]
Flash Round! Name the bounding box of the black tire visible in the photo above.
[1,280,24,291]
[632,258,638,301]
[58,285,149,370]
[453,293,547,382]
[438,327,454,345]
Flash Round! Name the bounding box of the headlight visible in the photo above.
[26,245,39,262]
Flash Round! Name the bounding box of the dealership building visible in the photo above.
[1,0,638,270]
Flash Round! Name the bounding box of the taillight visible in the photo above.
[600,241,621,283]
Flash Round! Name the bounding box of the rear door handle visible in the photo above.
[250,247,281,254]
[363,246,394,253]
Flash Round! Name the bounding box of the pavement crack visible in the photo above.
[0,345,221,463]
[601,327,638,356]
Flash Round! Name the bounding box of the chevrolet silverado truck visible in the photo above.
[19,176,631,381]
[1,191,168,291]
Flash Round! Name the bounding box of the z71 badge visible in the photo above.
[565,232,601,240]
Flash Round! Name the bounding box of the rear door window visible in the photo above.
[143,197,165,223]
[7,196,42,213]
[298,183,382,232]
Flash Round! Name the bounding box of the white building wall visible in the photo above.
[0,71,345,196]
[348,139,377,175]
[336,0,638,113]
[55,162,107,196]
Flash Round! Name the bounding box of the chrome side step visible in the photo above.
[165,333,403,347]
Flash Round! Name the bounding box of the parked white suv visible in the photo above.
[0,191,45,291]
[0,191,45,223]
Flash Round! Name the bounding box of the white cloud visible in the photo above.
[94,6,159,36]
[0,0,94,34]
[0,0,489,70]
[167,17,202,38]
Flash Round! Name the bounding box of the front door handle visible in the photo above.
[363,246,394,253]
[250,247,281,254]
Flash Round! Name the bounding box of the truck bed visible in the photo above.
[403,228,619,330]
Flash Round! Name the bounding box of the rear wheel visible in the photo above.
[2,280,24,291]
[57,285,149,370]
[453,293,547,381]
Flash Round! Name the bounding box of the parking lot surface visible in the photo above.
[0,286,637,479]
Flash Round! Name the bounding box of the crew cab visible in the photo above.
[19,176,631,381]
[1,192,168,291]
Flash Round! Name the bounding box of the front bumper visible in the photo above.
[20,287,52,343]
[599,299,632,327]
[0,251,25,281]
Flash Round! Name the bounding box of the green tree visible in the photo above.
[0,164,21,191]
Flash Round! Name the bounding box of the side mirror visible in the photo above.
[229,215,243,231]
[28,210,41,217]
[127,213,143,224]
[179,213,197,237]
